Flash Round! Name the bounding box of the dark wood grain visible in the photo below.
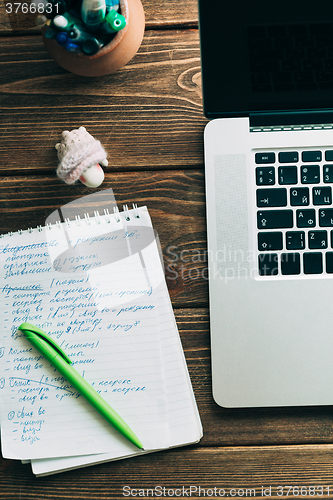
[0,0,199,34]
[0,30,206,173]
[142,0,198,28]
[0,170,208,304]
[0,0,37,34]
[2,444,333,499]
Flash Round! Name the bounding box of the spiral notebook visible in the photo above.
[0,201,202,476]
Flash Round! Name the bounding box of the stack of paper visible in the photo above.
[0,205,202,475]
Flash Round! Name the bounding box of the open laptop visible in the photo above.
[198,0,333,407]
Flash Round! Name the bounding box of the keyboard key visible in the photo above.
[294,38,314,50]
[257,210,293,229]
[319,208,333,227]
[255,152,275,164]
[256,167,275,185]
[250,48,283,61]
[258,232,283,251]
[251,72,271,85]
[281,60,301,71]
[278,166,297,184]
[295,71,314,84]
[290,187,309,206]
[258,253,279,275]
[256,188,287,207]
[290,24,307,37]
[308,230,328,249]
[301,165,320,183]
[278,151,298,163]
[286,231,305,250]
[326,252,333,273]
[323,165,333,183]
[317,69,333,81]
[308,47,326,59]
[302,150,322,162]
[272,72,292,84]
[281,253,301,275]
[286,48,304,59]
[305,60,323,71]
[270,25,287,37]
[312,186,332,205]
[296,209,316,227]
[325,150,333,161]
[303,252,323,274]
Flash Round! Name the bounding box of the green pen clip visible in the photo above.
[18,323,72,364]
[105,10,126,32]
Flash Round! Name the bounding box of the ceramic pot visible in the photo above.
[41,0,145,77]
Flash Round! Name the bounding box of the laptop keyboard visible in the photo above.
[255,148,333,276]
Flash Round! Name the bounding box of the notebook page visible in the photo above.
[31,237,202,476]
[31,285,202,476]
[0,207,171,460]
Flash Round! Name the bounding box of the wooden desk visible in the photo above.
[1,0,333,497]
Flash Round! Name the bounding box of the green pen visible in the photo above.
[18,322,144,450]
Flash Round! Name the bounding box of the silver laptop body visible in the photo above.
[199,0,333,407]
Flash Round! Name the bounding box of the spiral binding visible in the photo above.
[0,204,141,237]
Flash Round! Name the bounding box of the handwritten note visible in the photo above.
[0,207,172,460]
[31,283,203,476]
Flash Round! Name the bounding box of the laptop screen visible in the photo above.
[198,0,333,120]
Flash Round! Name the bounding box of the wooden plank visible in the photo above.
[1,444,333,497]
[0,0,199,35]
[0,30,207,173]
[0,0,37,34]
[142,0,198,28]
